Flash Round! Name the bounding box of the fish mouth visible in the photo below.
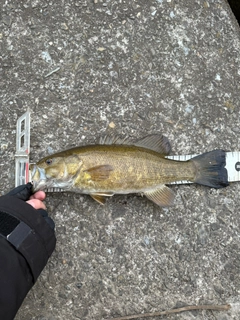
[30,165,73,193]
[30,165,50,192]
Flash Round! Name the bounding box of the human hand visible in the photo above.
[6,183,55,230]
[27,190,47,210]
[0,183,56,281]
[0,183,57,320]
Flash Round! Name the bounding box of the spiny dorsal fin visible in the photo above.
[99,135,131,145]
[99,134,171,155]
[134,134,171,155]
[144,185,175,206]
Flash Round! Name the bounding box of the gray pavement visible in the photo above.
[1,0,240,319]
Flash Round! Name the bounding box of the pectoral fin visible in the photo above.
[84,165,113,181]
[90,192,114,205]
[144,185,175,206]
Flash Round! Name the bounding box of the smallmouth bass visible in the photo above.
[30,134,228,206]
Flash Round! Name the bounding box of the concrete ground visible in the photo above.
[1,0,240,319]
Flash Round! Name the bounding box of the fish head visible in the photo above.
[30,154,82,192]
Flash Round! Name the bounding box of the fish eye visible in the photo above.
[45,159,53,165]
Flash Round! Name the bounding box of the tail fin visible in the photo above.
[190,150,229,189]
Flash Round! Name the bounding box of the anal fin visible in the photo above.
[144,185,175,207]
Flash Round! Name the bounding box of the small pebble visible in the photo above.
[109,122,115,128]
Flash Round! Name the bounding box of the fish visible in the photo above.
[30,134,229,206]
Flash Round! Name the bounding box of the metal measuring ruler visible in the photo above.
[15,110,240,187]
[15,109,30,187]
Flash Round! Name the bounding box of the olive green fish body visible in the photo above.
[71,145,195,193]
[30,134,228,206]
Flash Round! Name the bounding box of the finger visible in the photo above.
[27,199,47,210]
[30,191,46,201]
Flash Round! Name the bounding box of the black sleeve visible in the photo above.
[0,184,56,320]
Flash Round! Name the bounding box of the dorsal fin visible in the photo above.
[99,134,171,155]
[99,135,131,145]
[134,134,171,155]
